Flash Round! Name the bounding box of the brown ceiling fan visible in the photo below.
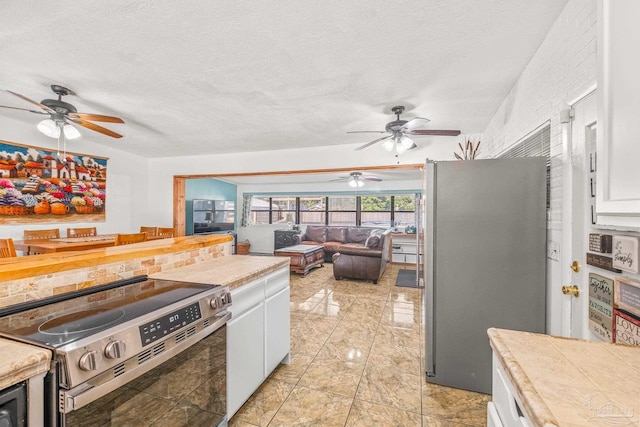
[0,84,124,139]
[348,105,460,153]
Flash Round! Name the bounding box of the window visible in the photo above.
[360,195,392,227]
[248,194,415,227]
[299,196,325,225]
[393,195,415,226]
[327,196,356,226]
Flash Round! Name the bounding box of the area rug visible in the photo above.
[395,269,423,288]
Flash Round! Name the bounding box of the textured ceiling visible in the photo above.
[0,0,568,158]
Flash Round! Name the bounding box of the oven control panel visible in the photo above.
[139,302,202,346]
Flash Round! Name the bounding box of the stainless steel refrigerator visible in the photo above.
[424,158,547,394]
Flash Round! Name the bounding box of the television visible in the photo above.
[193,199,235,234]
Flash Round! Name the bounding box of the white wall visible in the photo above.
[481,0,598,335]
[147,138,454,229]
[0,116,150,241]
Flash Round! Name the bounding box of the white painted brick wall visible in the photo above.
[483,0,597,232]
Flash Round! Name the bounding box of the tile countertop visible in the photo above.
[488,328,640,427]
[150,255,289,290]
[0,338,50,390]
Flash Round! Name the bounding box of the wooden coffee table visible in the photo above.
[274,244,324,276]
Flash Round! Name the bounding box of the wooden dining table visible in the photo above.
[13,234,165,254]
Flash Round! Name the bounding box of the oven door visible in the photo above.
[61,324,228,427]
[0,382,27,427]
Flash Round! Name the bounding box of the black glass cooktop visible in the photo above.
[0,278,218,348]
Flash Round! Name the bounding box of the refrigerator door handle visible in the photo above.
[425,161,436,377]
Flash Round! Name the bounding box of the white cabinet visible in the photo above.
[265,286,290,375]
[227,303,265,417]
[596,0,640,229]
[490,353,532,427]
[390,234,420,264]
[227,266,290,418]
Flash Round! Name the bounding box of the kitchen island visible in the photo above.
[488,328,640,426]
[151,255,291,418]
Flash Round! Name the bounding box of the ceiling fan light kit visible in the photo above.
[1,84,125,143]
[349,105,461,152]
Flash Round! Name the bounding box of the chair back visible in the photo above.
[156,227,175,238]
[67,227,97,238]
[114,232,148,246]
[0,238,17,258]
[24,228,60,241]
[139,226,158,237]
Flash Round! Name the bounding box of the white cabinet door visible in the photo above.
[265,286,290,375]
[227,302,265,418]
[597,0,640,228]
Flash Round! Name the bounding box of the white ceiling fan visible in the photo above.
[349,105,461,153]
[330,171,382,187]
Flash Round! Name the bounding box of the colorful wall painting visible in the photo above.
[0,139,108,224]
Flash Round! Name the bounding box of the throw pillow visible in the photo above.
[364,229,383,248]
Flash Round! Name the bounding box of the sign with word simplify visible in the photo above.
[612,235,640,273]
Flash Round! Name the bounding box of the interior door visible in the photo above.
[562,92,597,338]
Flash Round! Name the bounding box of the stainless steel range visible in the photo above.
[0,276,231,427]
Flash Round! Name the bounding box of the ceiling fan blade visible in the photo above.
[67,117,123,138]
[328,177,349,182]
[68,112,125,123]
[401,117,431,132]
[3,90,54,113]
[0,105,48,115]
[347,131,386,134]
[408,129,461,136]
[363,176,382,182]
[355,135,392,151]
[407,142,418,150]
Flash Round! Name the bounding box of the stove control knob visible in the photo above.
[105,340,127,359]
[79,350,99,371]
[221,292,232,305]
[210,296,222,309]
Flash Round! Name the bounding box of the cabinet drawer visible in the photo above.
[265,267,290,297]
[230,279,265,315]
[492,354,531,427]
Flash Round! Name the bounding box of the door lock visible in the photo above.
[562,285,580,297]
[570,261,581,272]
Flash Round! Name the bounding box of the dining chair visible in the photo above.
[67,227,98,238]
[114,232,148,246]
[139,226,158,237]
[23,228,60,241]
[0,238,17,258]
[23,229,60,255]
[156,227,175,238]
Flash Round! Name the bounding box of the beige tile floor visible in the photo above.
[229,263,490,427]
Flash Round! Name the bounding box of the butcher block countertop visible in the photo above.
[0,234,232,281]
[488,328,640,427]
[0,338,50,390]
[150,255,289,290]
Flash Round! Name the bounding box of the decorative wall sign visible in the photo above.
[612,236,640,273]
[588,233,612,253]
[0,139,107,224]
[613,309,640,346]
[586,253,622,273]
[614,276,640,318]
[588,273,613,342]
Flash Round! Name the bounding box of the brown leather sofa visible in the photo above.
[296,225,391,284]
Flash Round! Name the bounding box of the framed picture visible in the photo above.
[0,139,107,224]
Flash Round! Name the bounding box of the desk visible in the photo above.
[13,234,164,254]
